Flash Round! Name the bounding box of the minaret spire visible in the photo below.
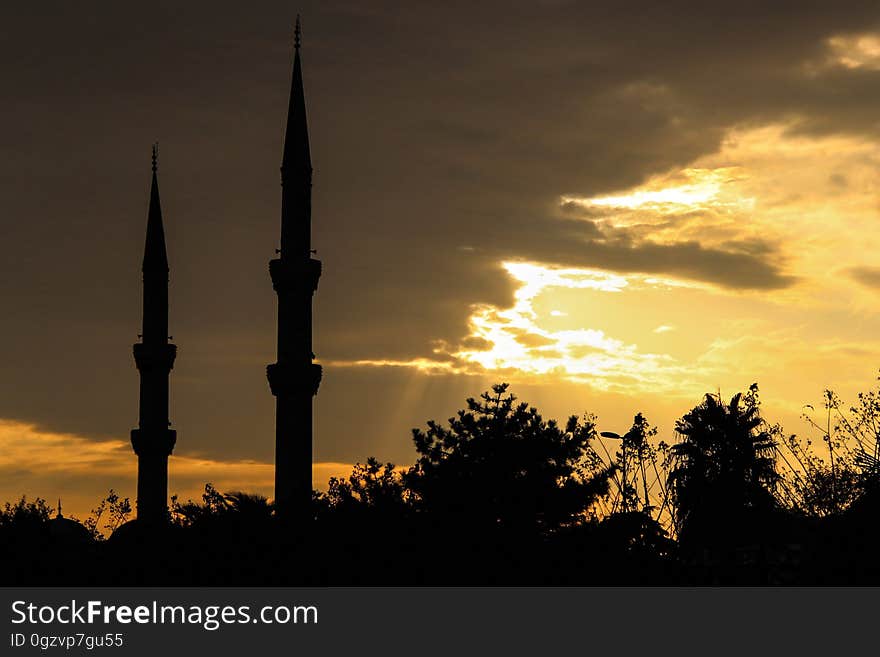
[281,15,312,232]
[268,18,322,524]
[131,146,177,526]
[143,143,168,286]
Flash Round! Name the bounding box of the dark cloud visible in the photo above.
[829,173,849,188]
[718,238,780,258]
[0,0,875,463]
[603,241,792,290]
[558,203,614,221]
[458,336,494,351]
[509,329,557,349]
[847,266,880,289]
[516,236,795,291]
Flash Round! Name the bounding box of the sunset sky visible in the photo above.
[4,1,880,519]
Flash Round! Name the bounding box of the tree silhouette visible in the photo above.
[405,383,612,535]
[599,412,666,516]
[777,382,880,517]
[83,489,131,539]
[171,484,273,527]
[0,495,52,529]
[0,496,97,585]
[17,380,880,584]
[324,458,408,516]
[668,384,778,545]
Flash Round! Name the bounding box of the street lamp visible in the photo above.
[600,430,628,513]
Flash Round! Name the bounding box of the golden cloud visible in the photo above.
[0,419,353,521]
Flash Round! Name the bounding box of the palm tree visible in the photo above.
[222,491,274,519]
[668,387,779,543]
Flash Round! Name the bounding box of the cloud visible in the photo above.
[3,0,880,475]
[557,239,795,290]
[847,266,880,289]
[328,262,698,394]
[824,33,880,71]
[0,419,352,521]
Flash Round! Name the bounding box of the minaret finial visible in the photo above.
[151,143,158,173]
[295,15,302,50]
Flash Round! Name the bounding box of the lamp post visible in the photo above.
[601,430,628,513]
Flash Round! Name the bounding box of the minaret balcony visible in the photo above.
[266,361,322,397]
[269,257,321,295]
[132,343,177,372]
[130,428,177,456]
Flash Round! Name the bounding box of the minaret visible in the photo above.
[131,145,177,525]
[267,16,322,523]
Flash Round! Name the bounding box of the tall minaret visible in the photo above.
[267,16,322,523]
[131,145,177,525]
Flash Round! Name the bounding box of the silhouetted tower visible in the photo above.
[267,16,322,523]
[131,145,177,525]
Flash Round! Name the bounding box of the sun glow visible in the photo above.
[451,262,686,391]
[563,167,753,217]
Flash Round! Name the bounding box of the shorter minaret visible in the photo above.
[131,145,177,525]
